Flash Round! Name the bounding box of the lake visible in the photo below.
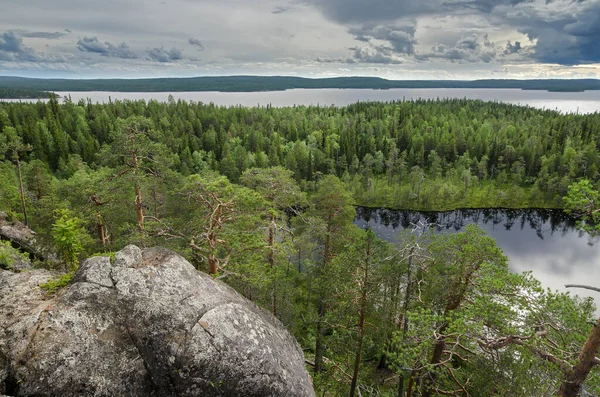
[354,207,600,304]
[5,88,600,114]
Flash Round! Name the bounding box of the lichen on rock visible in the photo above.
[0,245,315,397]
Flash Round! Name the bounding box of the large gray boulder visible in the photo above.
[0,246,315,397]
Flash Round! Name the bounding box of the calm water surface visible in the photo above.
[355,207,600,303]
[5,88,600,114]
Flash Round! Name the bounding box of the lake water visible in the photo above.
[354,207,600,304]
[4,88,600,114]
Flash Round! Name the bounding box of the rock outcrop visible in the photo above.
[0,245,315,397]
[0,212,59,267]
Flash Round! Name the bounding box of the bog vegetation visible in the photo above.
[1,96,600,396]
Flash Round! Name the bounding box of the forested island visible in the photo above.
[2,75,600,92]
[2,96,600,396]
[0,87,53,99]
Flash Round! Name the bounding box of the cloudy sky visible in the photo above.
[1,0,600,79]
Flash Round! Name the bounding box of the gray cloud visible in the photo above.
[188,38,204,50]
[316,44,406,64]
[307,0,600,66]
[350,46,403,64]
[0,31,66,62]
[12,30,67,39]
[271,5,290,14]
[491,0,600,64]
[335,45,404,64]
[146,47,183,62]
[421,34,497,63]
[441,0,534,14]
[504,40,522,54]
[76,37,137,59]
[1,0,599,76]
[0,32,23,53]
[315,56,354,63]
[348,24,417,55]
[307,0,533,24]
[307,0,432,24]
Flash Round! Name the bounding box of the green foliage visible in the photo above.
[0,87,51,99]
[0,163,21,215]
[91,251,116,261]
[40,272,74,293]
[2,97,599,210]
[564,179,600,234]
[382,225,600,396]
[51,209,90,270]
[0,240,29,270]
[240,167,307,210]
[1,97,599,395]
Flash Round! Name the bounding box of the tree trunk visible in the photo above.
[350,236,371,397]
[15,156,28,227]
[135,184,144,231]
[421,327,447,397]
[34,166,43,200]
[97,212,106,246]
[132,151,144,231]
[314,221,332,373]
[557,317,600,397]
[268,214,277,316]
[268,215,276,268]
[208,253,218,275]
[421,298,464,397]
[314,300,326,373]
[406,370,416,397]
[398,247,415,397]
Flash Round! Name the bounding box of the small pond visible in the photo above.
[355,207,600,304]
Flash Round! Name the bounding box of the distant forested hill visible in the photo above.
[0,87,53,99]
[1,75,600,92]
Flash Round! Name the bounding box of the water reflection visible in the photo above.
[5,88,600,114]
[355,207,600,302]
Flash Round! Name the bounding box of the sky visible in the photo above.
[1,0,600,79]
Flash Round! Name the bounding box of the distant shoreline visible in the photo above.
[1,76,599,95]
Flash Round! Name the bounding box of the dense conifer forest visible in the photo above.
[2,96,600,396]
[0,87,52,99]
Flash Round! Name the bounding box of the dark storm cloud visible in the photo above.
[76,37,137,59]
[497,0,600,64]
[188,38,204,50]
[307,0,533,24]
[146,47,183,62]
[307,0,432,24]
[441,0,534,14]
[0,31,65,62]
[307,0,600,65]
[0,32,23,53]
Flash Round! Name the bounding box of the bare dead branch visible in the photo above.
[565,284,600,294]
